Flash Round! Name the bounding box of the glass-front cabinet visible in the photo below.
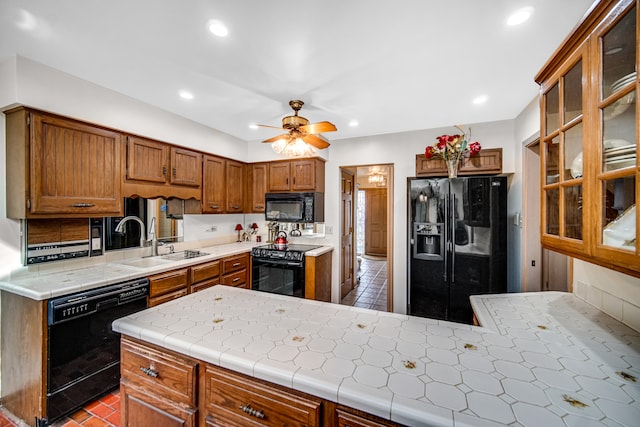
[537,0,639,275]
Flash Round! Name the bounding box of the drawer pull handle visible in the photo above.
[140,366,159,378]
[232,277,240,282]
[71,203,95,208]
[240,404,264,419]
[232,262,241,267]
[209,204,219,209]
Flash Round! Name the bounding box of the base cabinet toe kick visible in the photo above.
[120,337,403,427]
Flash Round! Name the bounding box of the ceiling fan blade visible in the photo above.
[302,133,330,149]
[299,121,337,134]
[257,124,285,130]
[262,134,291,143]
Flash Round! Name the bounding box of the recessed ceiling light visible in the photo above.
[248,123,259,129]
[208,19,228,37]
[179,91,194,100]
[473,95,488,105]
[349,120,359,127]
[507,7,533,26]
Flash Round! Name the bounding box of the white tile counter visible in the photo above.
[113,287,640,426]
[0,242,333,300]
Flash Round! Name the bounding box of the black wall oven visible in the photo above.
[46,278,149,423]
[251,244,321,297]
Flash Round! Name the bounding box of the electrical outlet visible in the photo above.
[207,225,217,232]
[326,225,333,235]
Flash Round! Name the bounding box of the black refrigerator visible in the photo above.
[407,175,507,324]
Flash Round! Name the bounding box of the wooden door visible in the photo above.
[250,163,268,212]
[291,159,316,191]
[269,162,291,191]
[30,112,123,215]
[170,147,201,187]
[202,155,226,213]
[226,160,244,213]
[365,189,387,257]
[126,136,168,183]
[340,169,355,299]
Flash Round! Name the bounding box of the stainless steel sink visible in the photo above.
[161,249,209,261]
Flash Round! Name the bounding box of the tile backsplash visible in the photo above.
[574,279,640,333]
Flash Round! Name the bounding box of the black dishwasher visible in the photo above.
[45,278,149,424]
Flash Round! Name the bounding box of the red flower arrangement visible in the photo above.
[424,126,481,162]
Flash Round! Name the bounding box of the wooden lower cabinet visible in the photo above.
[148,267,189,307]
[121,382,197,427]
[121,337,406,427]
[221,253,249,288]
[202,364,321,426]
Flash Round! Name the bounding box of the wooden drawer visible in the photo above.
[203,364,321,426]
[222,253,248,275]
[148,268,188,298]
[336,408,401,427]
[121,382,197,427]
[121,337,198,407]
[149,289,187,307]
[221,269,246,287]
[191,277,220,293]
[191,260,220,284]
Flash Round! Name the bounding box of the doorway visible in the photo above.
[339,164,394,311]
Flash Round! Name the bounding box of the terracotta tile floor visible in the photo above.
[341,257,388,311]
[0,389,120,427]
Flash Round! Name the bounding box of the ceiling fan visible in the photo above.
[259,100,337,155]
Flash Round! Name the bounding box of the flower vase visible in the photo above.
[446,157,460,179]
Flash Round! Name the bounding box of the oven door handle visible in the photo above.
[253,258,303,267]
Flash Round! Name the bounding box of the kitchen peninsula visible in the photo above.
[113,286,640,426]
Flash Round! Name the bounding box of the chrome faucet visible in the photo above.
[114,215,161,256]
[114,216,147,248]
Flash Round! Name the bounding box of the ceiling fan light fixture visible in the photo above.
[271,137,316,158]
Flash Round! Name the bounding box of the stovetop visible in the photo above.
[251,244,323,262]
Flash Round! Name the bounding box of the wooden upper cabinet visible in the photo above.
[268,158,325,192]
[249,163,269,212]
[126,136,168,183]
[202,155,226,214]
[124,135,202,200]
[226,160,244,213]
[5,108,123,218]
[416,148,502,177]
[535,0,639,276]
[170,147,202,187]
[126,136,202,186]
[269,161,292,191]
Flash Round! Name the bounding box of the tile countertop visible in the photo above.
[0,242,334,300]
[113,288,640,427]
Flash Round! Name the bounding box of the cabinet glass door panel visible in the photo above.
[545,83,560,135]
[602,6,636,100]
[602,93,636,172]
[601,176,636,251]
[564,60,583,123]
[564,185,583,240]
[564,123,583,180]
[546,188,560,236]
[545,136,560,184]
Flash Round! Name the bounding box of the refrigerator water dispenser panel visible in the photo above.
[413,223,444,260]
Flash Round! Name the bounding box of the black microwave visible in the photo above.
[265,192,324,223]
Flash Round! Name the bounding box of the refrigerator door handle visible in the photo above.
[443,196,448,283]
[450,192,456,284]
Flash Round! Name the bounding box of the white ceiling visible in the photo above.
[0,0,595,144]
